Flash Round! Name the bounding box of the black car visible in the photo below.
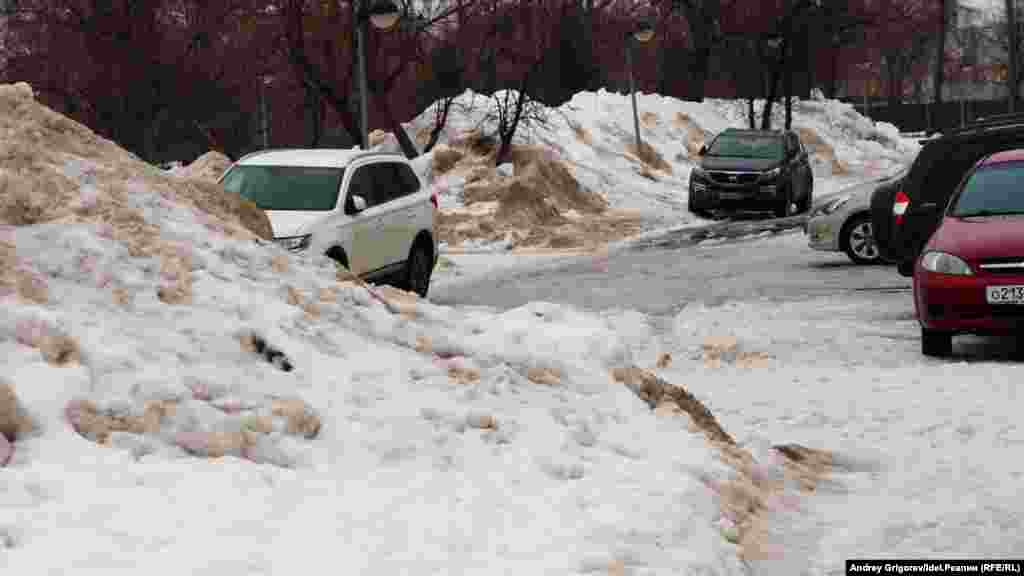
[688,128,813,218]
[870,114,1024,276]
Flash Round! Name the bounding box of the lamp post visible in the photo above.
[857,62,872,118]
[356,0,401,149]
[625,19,655,154]
[960,65,971,127]
[259,75,273,149]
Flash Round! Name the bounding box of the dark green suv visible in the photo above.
[870,114,1024,276]
[688,128,814,219]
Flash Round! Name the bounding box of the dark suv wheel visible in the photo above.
[403,241,433,298]
[773,186,792,218]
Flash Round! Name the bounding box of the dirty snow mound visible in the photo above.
[174,150,233,182]
[796,127,847,175]
[0,84,270,240]
[674,112,713,158]
[433,142,632,251]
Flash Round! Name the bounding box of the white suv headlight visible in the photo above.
[920,251,973,276]
[274,234,312,252]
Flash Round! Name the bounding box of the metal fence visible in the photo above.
[850,98,1024,133]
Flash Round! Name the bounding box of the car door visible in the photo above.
[366,162,412,268]
[796,135,812,201]
[388,162,424,264]
[343,163,386,276]
[787,132,810,202]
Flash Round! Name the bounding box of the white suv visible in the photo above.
[219,149,438,297]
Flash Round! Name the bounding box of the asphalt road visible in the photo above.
[430,223,910,316]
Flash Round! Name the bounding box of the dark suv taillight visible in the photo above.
[893,190,909,225]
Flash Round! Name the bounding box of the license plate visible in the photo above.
[986,285,1024,304]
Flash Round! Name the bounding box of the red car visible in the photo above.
[914,148,1024,357]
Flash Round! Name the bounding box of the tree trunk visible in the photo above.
[691,44,711,101]
[784,40,793,130]
[1008,0,1018,112]
[762,63,779,130]
[583,0,597,91]
[682,2,713,101]
[306,84,323,147]
[377,94,420,158]
[885,51,901,108]
[423,97,454,153]
[496,70,535,166]
[932,0,948,115]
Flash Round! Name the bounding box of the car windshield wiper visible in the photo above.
[954,210,1024,217]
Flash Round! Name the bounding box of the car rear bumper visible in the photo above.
[914,269,1024,334]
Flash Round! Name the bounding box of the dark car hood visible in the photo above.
[927,215,1024,261]
[699,156,782,172]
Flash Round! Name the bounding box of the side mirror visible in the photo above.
[698,144,707,156]
[352,195,367,212]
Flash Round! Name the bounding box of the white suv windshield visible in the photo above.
[221,165,344,211]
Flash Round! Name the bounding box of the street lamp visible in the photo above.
[626,19,656,154]
[356,0,401,150]
[857,61,872,118]
[259,75,273,149]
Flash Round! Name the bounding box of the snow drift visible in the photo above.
[0,82,774,574]
[381,89,919,252]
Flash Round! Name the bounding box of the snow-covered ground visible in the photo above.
[647,232,1024,573]
[8,79,1014,576]
[0,81,750,574]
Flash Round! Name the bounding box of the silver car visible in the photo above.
[805,171,906,264]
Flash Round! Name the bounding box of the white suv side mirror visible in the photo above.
[352,195,367,212]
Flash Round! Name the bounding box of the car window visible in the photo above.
[346,165,378,209]
[221,165,343,211]
[368,163,406,205]
[706,133,784,159]
[950,162,1024,216]
[914,139,1024,204]
[395,163,421,197]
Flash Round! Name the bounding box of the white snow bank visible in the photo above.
[1,83,747,574]
[651,266,1024,572]
[402,89,919,224]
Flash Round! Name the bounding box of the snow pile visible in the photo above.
[0,83,757,573]
[170,150,233,182]
[430,143,641,252]
[401,89,918,251]
[704,98,919,179]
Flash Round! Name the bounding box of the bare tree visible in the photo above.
[490,73,547,165]
[668,0,722,101]
[1007,0,1018,111]
[932,0,950,127]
